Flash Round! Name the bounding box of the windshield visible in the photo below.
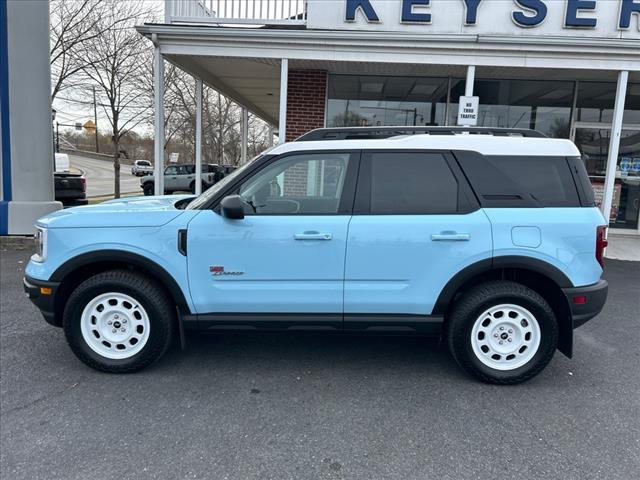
[186,154,264,210]
[137,161,151,166]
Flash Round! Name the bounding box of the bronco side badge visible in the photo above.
[210,266,244,276]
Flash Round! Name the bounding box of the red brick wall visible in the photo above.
[286,69,327,142]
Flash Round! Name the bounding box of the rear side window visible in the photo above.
[456,154,580,207]
[369,152,459,214]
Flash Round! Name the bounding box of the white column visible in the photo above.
[153,44,165,196]
[165,0,172,23]
[601,71,628,228]
[268,125,274,147]
[241,107,248,164]
[195,78,203,195]
[465,65,475,97]
[279,58,288,144]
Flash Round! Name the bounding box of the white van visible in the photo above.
[54,153,70,173]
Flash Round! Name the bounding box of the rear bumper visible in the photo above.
[23,275,61,327]
[563,279,608,328]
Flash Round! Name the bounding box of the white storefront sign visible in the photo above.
[307,0,640,39]
[457,96,479,126]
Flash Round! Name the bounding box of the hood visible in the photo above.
[37,195,195,229]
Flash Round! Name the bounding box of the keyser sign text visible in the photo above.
[307,0,640,38]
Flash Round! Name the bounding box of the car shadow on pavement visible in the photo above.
[160,332,467,380]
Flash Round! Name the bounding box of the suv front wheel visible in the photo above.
[63,270,175,373]
[446,281,558,384]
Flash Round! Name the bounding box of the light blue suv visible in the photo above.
[24,127,609,384]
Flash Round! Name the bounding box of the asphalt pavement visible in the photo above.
[1,248,639,480]
[69,154,142,198]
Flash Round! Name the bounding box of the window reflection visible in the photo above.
[449,79,574,138]
[325,74,639,145]
[327,75,449,127]
[575,82,640,124]
[574,128,640,230]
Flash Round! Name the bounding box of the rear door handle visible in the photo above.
[294,231,332,241]
[431,232,470,241]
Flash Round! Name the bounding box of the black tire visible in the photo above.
[446,280,558,385]
[62,270,175,373]
[143,183,153,196]
[189,181,204,194]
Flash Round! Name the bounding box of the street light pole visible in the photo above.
[93,85,99,153]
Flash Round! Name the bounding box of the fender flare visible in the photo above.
[50,249,190,313]
[433,255,573,315]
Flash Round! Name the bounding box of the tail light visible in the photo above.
[81,177,86,193]
[596,225,608,268]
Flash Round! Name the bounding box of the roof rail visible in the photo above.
[295,126,548,142]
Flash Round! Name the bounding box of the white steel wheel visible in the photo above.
[80,292,150,360]
[470,303,541,371]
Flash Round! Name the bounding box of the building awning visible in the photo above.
[137,24,640,125]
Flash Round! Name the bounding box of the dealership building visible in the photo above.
[1,0,639,236]
[138,0,640,235]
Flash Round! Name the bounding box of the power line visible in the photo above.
[56,95,151,110]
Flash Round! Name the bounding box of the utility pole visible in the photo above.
[56,122,59,153]
[93,85,99,153]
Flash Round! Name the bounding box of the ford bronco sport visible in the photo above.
[24,127,608,384]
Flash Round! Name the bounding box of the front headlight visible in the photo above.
[34,227,47,262]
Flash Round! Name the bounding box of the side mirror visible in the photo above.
[220,195,245,220]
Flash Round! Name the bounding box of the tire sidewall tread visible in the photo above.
[446,280,558,385]
[63,269,175,373]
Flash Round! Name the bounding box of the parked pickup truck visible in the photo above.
[54,153,88,206]
[140,163,228,195]
[131,160,153,176]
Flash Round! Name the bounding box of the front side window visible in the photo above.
[165,166,178,175]
[238,153,351,215]
[368,152,459,214]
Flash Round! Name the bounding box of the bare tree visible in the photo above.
[79,0,154,198]
[141,48,274,168]
[50,0,128,101]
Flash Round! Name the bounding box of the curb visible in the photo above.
[0,236,34,250]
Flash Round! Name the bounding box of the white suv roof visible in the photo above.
[270,133,580,158]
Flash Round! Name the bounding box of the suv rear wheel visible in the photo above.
[189,180,205,194]
[446,281,558,384]
[63,270,175,373]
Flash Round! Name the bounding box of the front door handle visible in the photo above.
[431,232,471,241]
[294,231,332,241]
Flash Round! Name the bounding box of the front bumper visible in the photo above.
[562,279,608,328]
[23,275,61,327]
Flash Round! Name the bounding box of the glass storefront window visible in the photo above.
[575,82,616,123]
[623,83,640,124]
[327,75,449,127]
[575,82,640,125]
[449,79,574,138]
[574,127,640,230]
